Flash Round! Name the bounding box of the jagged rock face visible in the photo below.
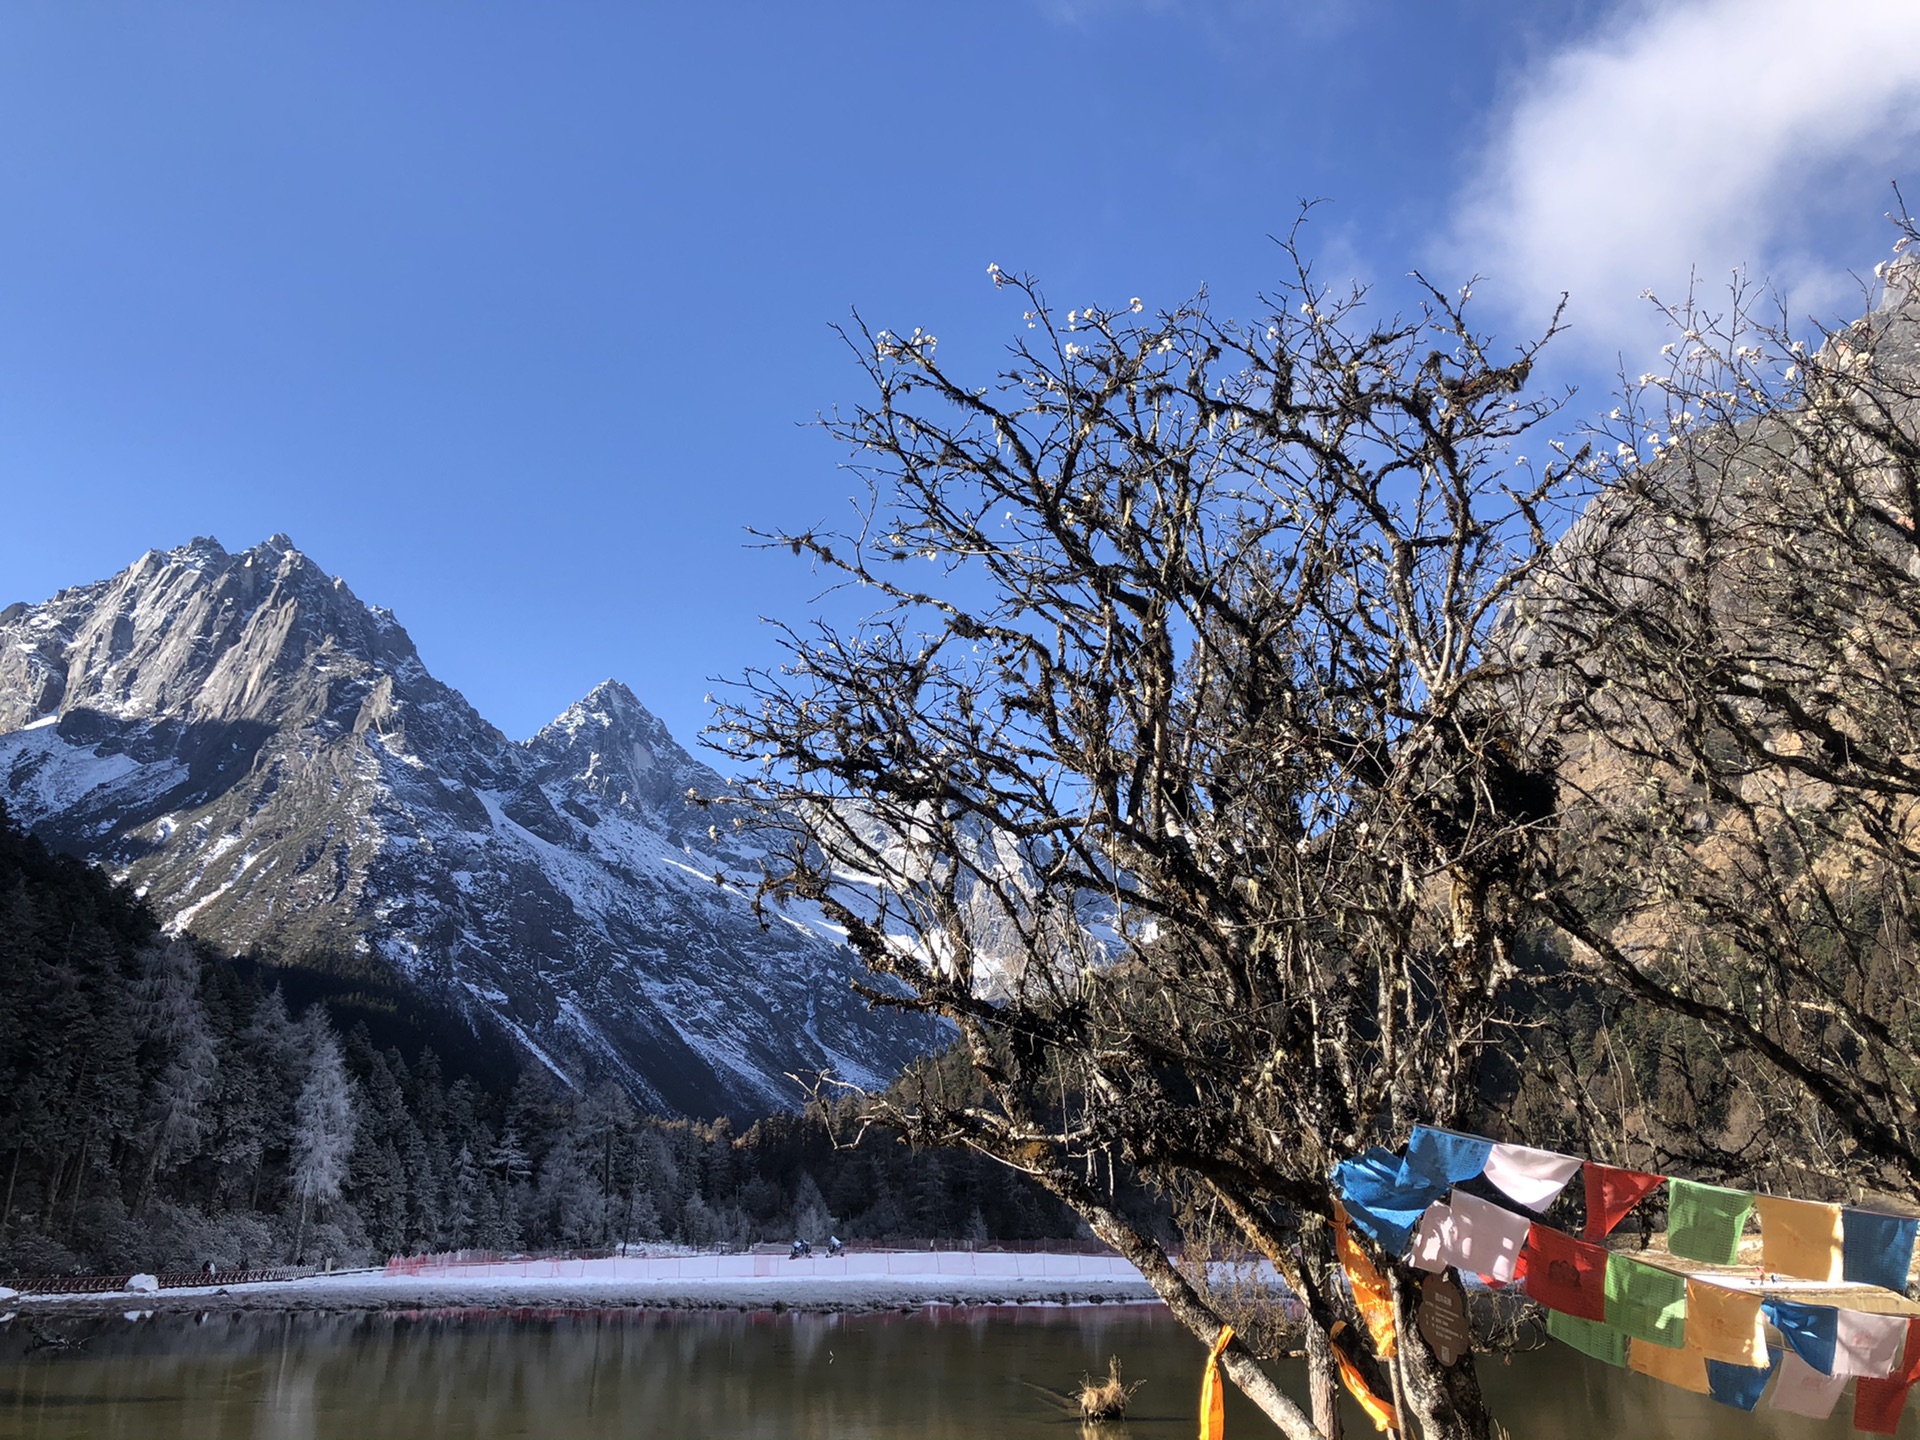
[0,535,936,1118]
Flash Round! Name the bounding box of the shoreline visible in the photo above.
[3,1253,1163,1320]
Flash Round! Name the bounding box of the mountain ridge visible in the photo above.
[0,535,936,1118]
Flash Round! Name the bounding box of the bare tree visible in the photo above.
[1534,223,1920,1196]
[713,233,1575,1440]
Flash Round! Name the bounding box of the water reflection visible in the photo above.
[0,1306,1905,1438]
[1,1307,1220,1440]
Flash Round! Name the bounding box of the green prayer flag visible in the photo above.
[1665,1178,1754,1265]
[1604,1253,1687,1348]
[1549,1309,1629,1367]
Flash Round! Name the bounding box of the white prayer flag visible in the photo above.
[1834,1309,1909,1378]
[1410,1201,1454,1274]
[1437,1189,1531,1284]
[1769,1350,1847,1418]
[1481,1143,1581,1212]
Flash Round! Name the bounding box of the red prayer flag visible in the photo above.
[1857,1312,1920,1429]
[1477,1251,1527,1289]
[1582,1164,1664,1241]
[1522,1222,1608,1321]
[1890,1317,1920,1385]
[1854,1376,1911,1435]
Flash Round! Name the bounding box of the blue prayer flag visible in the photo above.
[1842,1208,1920,1293]
[1706,1355,1777,1411]
[1334,1146,1444,1257]
[1400,1126,1493,1188]
[1762,1299,1838,1375]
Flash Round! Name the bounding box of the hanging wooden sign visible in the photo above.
[1417,1272,1471,1367]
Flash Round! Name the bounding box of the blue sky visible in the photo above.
[2,1,1916,750]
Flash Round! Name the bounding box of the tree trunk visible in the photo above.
[295,1194,310,1264]
[65,1130,90,1232]
[1210,1189,1376,1438]
[1391,1269,1495,1440]
[1075,1198,1328,1440]
[43,1151,69,1229]
[2,1146,20,1232]
[1304,1318,1346,1440]
[133,1138,161,1220]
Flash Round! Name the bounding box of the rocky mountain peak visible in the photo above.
[177,534,230,566]
[0,537,936,1118]
[17,534,440,737]
[574,678,656,728]
[528,678,720,818]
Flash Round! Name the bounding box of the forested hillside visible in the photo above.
[0,801,1077,1275]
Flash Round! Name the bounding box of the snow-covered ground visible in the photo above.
[3,1251,1166,1318]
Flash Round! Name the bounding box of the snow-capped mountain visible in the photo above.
[0,535,937,1117]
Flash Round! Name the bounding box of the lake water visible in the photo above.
[0,1304,1900,1438]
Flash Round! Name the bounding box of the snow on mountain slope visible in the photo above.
[0,536,938,1117]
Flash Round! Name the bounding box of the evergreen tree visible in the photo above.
[130,938,220,1214]
[446,1143,481,1249]
[241,988,304,1211]
[535,1124,600,1247]
[486,1124,531,1186]
[789,1172,834,1244]
[290,1011,355,1261]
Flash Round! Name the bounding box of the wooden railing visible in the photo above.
[2,1267,305,1295]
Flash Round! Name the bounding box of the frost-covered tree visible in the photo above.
[446,1143,481,1249]
[789,1172,835,1245]
[240,987,304,1211]
[290,1010,355,1261]
[575,1083,636,1246]
[623,1184,663,1243]
[347,1043,421,1257]
[536,1126,601,1246]
[486,1125,531,1186]
[131,938,219,1214]
[715,231,1574,1440]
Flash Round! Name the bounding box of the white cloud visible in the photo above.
[1450,0,1920,363]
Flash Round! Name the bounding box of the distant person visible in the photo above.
[789,1238,811,1259]
[827,1236,844,1257]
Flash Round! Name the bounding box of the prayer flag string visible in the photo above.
[1327,1125,1920,1419]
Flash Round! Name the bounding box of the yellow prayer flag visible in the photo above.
[1334,1344,1401,1433]
[1628,1335,1712,1393]
[1684,1279,1767,1367]
[1754,1195,1845,1282]
[1200,1325,1234,1440]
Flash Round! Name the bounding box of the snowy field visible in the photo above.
[3,1251,1169,1318]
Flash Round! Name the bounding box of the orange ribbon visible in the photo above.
[1333,1201,1399,1358]
[1200,1324,1235,1440]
